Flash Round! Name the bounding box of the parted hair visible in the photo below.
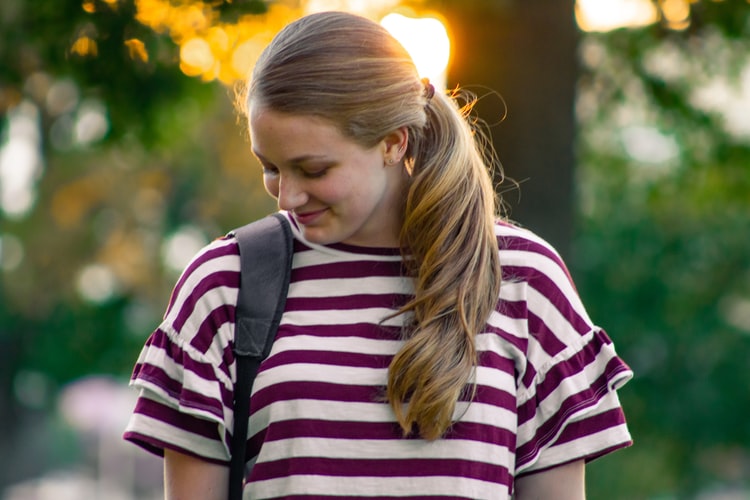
[245,11,502,440]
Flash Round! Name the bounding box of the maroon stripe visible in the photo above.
[134,363,227,418]
[251,381,382,411]
[478,349,516,373]
[520,362,538,391]
[253,418,516,450]
[483,323,528,355]
[553,407,628,446]
[251,456,510,485]
[131,395,221,440]
[501,264,590,337]
[172,270,239,332]
[531,330,629,408]
[531,332,605,403]
[262,349,393,370]
[285,293,409,312]
[527,310,569,357]
[495,298,528,320]
[142,328,224,384]
[497,230,568,275]
[167,241,237,313]
[472,381,516,409]
[189,303,234,354]
[292,259,403,281]
[276,323,402,341]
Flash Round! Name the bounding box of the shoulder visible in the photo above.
[169,236,240,296]
[494,220,573,290]
[163,235,241,336]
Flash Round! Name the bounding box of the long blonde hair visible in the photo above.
[245,11,502,440]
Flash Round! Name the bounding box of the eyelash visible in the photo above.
[261,165,328,179]
[303,168,328,179]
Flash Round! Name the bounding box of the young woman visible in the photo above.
[124,11,633,499]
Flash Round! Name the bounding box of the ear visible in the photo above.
[382,127,409,165]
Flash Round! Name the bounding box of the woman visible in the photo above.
[124,11,633,499]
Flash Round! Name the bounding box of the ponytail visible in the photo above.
[389,89,502,440]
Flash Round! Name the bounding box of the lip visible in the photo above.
[293,208,328,225]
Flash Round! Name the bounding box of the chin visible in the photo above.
[300,227,344,246]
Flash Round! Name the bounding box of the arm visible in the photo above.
[164,448,230,500]
[513,459,585,500]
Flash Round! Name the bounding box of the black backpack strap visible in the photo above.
[227,213,293,500]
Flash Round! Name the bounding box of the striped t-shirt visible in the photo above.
[124,212,633,499]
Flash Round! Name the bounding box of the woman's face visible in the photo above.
[249,106,408,247]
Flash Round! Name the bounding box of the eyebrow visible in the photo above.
[253,151,331,165]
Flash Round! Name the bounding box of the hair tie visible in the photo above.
[421,78,435,100]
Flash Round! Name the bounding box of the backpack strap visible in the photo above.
[227,213,293,500]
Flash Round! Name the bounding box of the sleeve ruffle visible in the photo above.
[125,237,242,461]
[515,327,633,474]
[127,323,236,460]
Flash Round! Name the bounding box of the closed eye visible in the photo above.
[302,168,328,179]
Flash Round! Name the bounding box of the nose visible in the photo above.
[276,174,308,211]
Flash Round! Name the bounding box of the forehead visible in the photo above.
[249,107,355,157]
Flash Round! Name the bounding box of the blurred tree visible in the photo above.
[444,0,578,259]
[573,1,750,497]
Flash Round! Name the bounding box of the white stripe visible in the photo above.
[255,363,387,390]
[474,365,517,394]
[269,334,401,357]
[289,275,413,298]
[248,474,505,500]
[257,436,511,462]
[282,307,404,327]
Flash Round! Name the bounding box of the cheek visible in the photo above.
[263,176,280,199]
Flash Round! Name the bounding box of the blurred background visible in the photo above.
[1,0,749,498]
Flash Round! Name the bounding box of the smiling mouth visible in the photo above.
[293,208,327,225]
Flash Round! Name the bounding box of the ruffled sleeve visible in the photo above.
[498,224,633,476]
[515,327,632,474]
[123,236,242,463]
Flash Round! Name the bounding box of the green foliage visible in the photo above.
[575,12,750,497]
[1,0,215,146]
[0,0,274,402]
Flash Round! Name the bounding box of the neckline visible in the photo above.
[281,211,402,256]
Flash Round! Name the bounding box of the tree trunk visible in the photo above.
[444,0,578,259]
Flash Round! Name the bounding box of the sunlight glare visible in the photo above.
[380,13,450,89]
[576,0,658,32]
[305,0,399,17]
